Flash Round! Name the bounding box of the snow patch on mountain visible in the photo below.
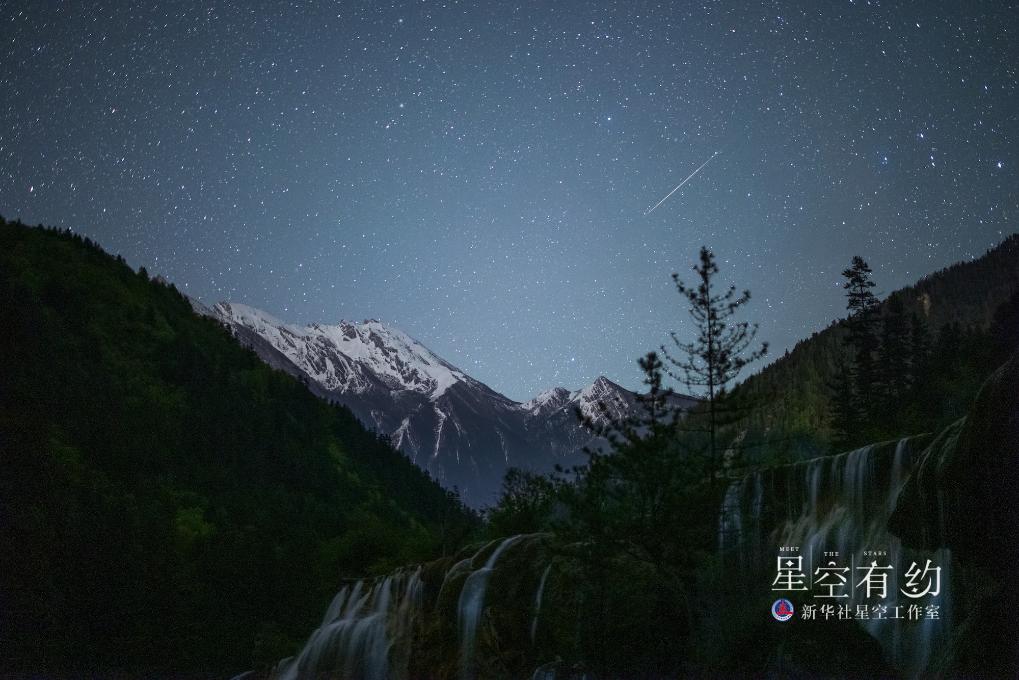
[522,386,572,414]
[199,298,694,505]
[212,302,468,400]
[570,375,634,424]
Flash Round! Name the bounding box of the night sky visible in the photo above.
[2,1,1016,401]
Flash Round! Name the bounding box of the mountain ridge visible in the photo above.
[201,301,694,505]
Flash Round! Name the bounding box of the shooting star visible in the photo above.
[644,151,720,215]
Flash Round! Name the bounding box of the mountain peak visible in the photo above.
[574,375,624,401]
[568,375,634,426]
[201,300,697,505]
[211,302,469,400]
[523,386,572,413]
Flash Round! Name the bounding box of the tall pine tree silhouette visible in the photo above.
[661,246,767,488]
[841,255,880,433]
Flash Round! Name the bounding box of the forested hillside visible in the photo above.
[733,234,1019,460]
[0,218,475,675]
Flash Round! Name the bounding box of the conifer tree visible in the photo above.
[579,351,681,454]
[564,350,698,578]
[661,247,767,488]
[841,255,880,424]
[558,351,701,675]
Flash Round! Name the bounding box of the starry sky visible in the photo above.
[2,1,1016,401]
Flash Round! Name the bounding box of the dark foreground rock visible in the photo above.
[890,350,1019,677]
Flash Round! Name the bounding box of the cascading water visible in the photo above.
[718,479,744,554]
[718,436,953,677]
[718,471,764,567]
[273,567,423,680]
[530,564,552,643]
[255,533,549,680]
[457,535,527,680]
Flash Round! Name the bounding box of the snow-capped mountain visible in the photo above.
[213,303,473,399]
[202,301,693,506]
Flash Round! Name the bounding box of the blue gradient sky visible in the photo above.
[2,1,1016,400]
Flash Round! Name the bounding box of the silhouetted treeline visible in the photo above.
[732,235,1019,459]
[0,217,476,675]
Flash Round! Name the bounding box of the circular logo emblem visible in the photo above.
[772,598,794,622]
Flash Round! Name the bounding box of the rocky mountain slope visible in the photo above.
[202,301,693,506]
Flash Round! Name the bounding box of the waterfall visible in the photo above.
[719,472,764,567]
[718,478,745,556]
[718,436,952,676]
[530,564,552,643]
[457,535,526,680]
[255,533,545,680]
[274,567,423,680]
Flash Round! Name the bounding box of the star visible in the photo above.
[0,1,1013,401]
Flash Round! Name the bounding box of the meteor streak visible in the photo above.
[644,151,720,215]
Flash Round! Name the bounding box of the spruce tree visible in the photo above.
[579,351,681,452]
[661,246,767,488]
[841,256,880,426]
[565,350,701,579]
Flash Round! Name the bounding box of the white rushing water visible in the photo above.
[457,535,527,680]
[263,533,547,680]
[274,567,423,680]
[718,436,954,677]
[530,564,553,643]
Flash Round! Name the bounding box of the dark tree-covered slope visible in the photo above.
[0,218,474,676]
[731,234,1019,458]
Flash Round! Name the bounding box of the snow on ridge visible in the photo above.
[571,375,621,400]
[213,302,298,336]
[214,302,468,399]
[520,376,631,421]
[312,319,468,399]
[560,376,631,424]
[521,386,572,413]
[216,301,656,414]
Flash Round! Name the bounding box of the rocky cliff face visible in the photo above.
[200,301,694,506]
